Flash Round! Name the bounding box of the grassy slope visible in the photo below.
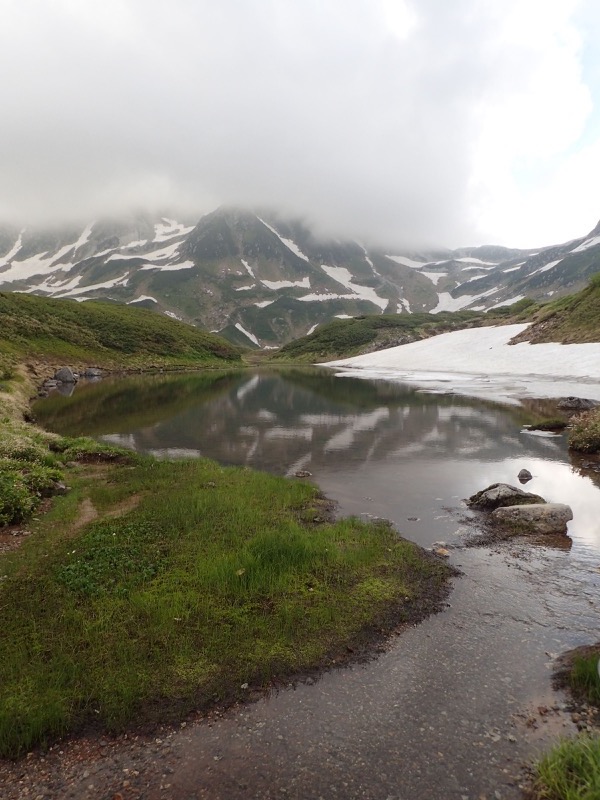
[271,310,486,363]
[0,292,242,370]
[512,275,600,344]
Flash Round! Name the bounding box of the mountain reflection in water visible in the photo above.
[35,368,600,555]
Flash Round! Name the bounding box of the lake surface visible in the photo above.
[34,367,600,799]
[36,367,600,556]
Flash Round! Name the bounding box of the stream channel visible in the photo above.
[34,367,600,800]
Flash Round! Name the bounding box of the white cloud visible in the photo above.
[0,0,598,248]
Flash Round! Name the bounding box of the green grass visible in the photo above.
[529,418,569,432]
[570,652,600,706]
[569,409,600,453]
[515,275,600,345]
[532,735,600,800]
[0,291,242,368]
[0,456,451,757]
[271,310,485,362]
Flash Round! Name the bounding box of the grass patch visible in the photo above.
[570,651,600,707]
[531,735,600,800]
[271,310,485,362]
[0,457,452,757]
[0,291,242,369]
[569,409,600,453]
[529,418,569,432]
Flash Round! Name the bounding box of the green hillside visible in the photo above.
[271,310,485,362]
[511,275,600,344]
[0,292,241,369]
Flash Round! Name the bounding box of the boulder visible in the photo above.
[492,503,573,535]
[467,483,546,510]
[557,396,597,411]
[518,469,533,484]
[54,366,77,384]
[83,367,103,378]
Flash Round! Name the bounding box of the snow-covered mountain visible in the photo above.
[0,208,598,347]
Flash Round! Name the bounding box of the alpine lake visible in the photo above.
[33,366,600,800]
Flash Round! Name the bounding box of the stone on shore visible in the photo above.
[491,503,573,535]
[54,366,78,384]
[467,483,545,511]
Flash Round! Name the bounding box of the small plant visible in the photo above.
[569,409,600,453]
[570,651,600,706]
[0,470,36,525]
[529,418,568,432]
[531,735,600,800]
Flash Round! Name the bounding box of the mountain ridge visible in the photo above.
[1,207,598,347]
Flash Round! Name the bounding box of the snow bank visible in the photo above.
[324,324,600,402]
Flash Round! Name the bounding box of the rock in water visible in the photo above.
[491,503,573,535]
[557,397,597,411]
[518,469,533,483]
[467,483,545,510]
[54,366,77,383]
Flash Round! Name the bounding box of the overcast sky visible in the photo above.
[1,0,599,248]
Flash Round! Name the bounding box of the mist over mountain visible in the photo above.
[1,207,599,348]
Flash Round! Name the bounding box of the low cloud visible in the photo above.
[0,0,598,248]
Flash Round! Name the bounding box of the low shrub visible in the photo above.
[569,409,600,453]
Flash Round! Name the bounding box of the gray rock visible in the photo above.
[43,379,59,388]
[54,366,77,384]
[467,483,546,510]
[557,396,598,411]
[492,503,573,535]
[83,367,103,377]
[518,468,533,483]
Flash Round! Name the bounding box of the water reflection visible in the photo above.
[35,368,600,554]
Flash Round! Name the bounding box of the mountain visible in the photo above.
[0,208,599,347]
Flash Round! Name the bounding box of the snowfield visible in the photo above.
[324,324,600,402]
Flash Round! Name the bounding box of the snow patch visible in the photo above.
[385,255,428,269]
[254,300,274,308]
[324,324,600,402]
[321,264,388,310]
[532,259,562,275]
[335,314,352,319]
[570,234,600,253]
[127,295,157,304]
[430,293,478,313]
[421,271,447,285]
[258,218,310,262]
[241,259,255,278]
[164,310,183,321]
[56,273,130,298]
[235,322,259,346]
[487,295,525,310]
[261,277,310,290]
[306,324,319,336]
[0,229,24,268]
[235,284,255,291]
[153,218,194,243]
[140,260,195,272]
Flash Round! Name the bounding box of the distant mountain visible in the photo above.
[0,207,598,347]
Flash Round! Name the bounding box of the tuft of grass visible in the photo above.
[529,418,569,432]
[0,456,452,757]
[531,735,600,800]
[569,409,600,453]
[570,652,600,707]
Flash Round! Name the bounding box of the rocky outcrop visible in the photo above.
[557,397,598,411]
[53,367,78,384]
[491,503,573,535]
[517,469,532,483]
[467,483,545,511]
